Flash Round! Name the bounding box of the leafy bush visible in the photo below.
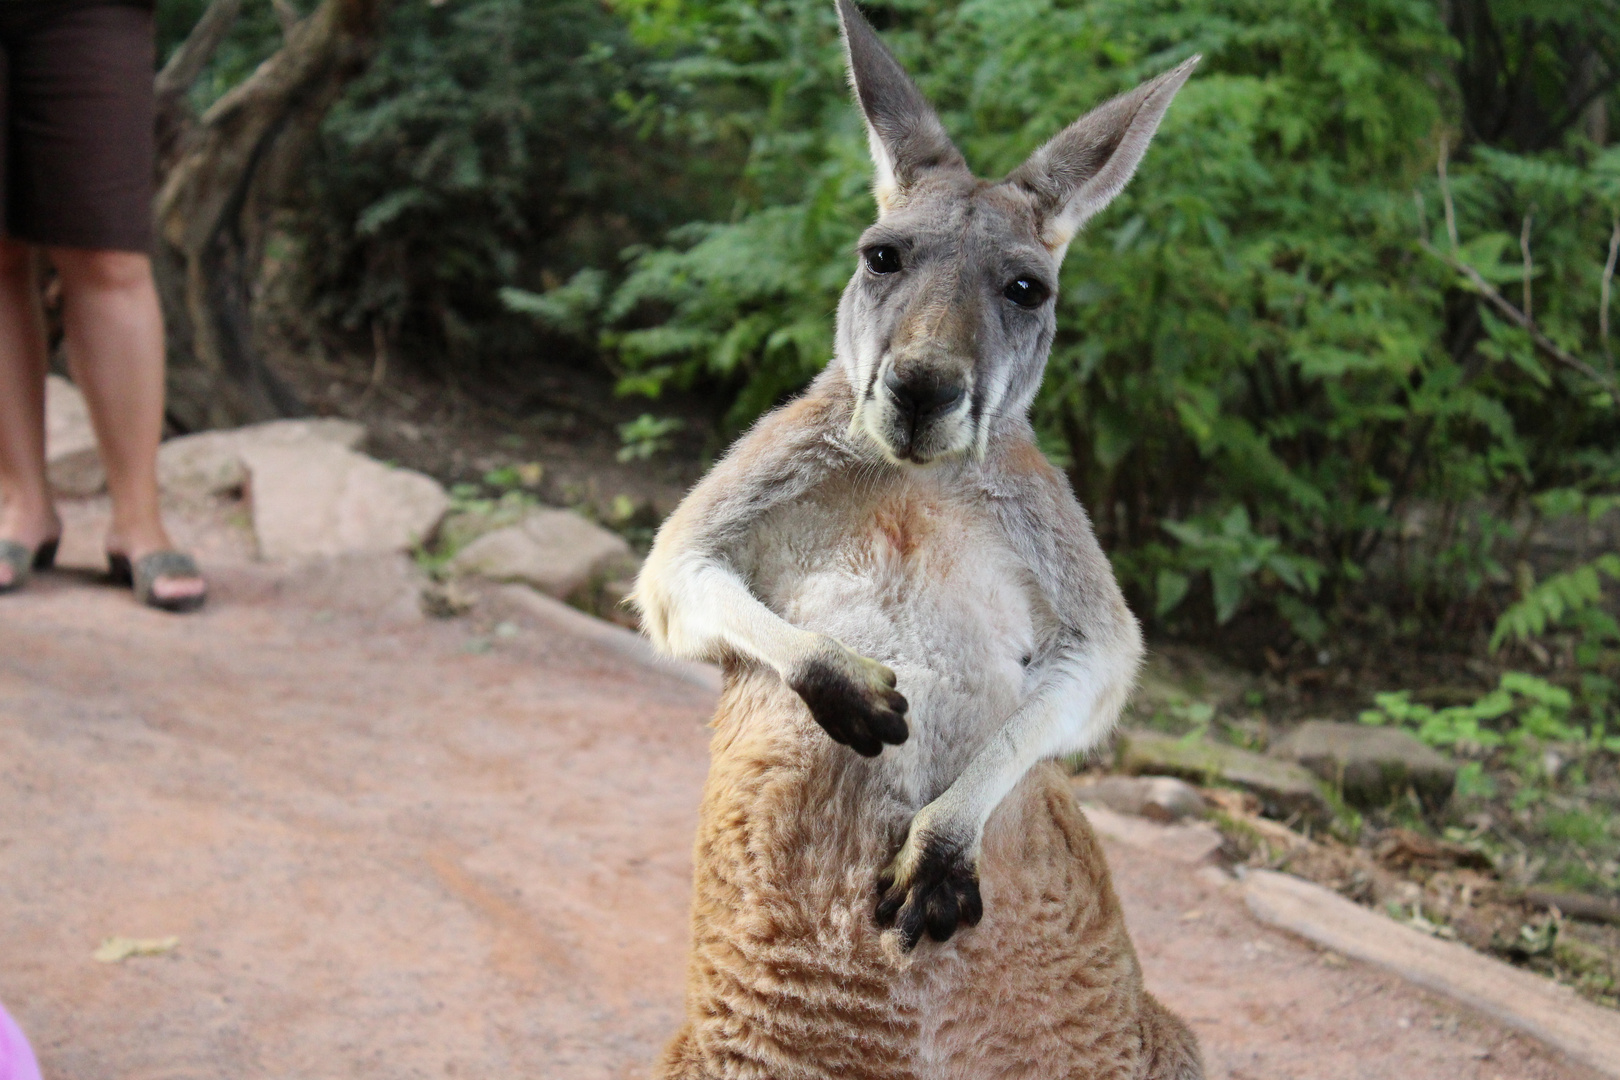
[543,0,1620,639]
[1493,552,1620,653]
[1361,670,1619,754]
[291,0,723,380]
[163,0,1620,644]
[1155,506,1324,639]
[154,0,717,393]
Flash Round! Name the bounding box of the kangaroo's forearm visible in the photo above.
[636,550,821,674]
[922,636,1137,849]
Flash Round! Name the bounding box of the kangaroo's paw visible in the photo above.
[788,639,909,757]
[875,826,981,950]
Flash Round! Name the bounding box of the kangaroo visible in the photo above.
[634,4,1202,1077]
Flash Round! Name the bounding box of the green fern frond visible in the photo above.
[1491,553,1620,652]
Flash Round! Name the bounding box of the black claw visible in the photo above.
[923,886,959,942]
[897,899,926,951]
[957,879,983,926]
[871,707,909,745]
[875,886,903,926]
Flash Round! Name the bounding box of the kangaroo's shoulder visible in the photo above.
[727,370,861,480]
[651,369,863,556]
[974,426,1089,523]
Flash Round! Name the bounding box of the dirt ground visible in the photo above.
[0,500,1606,1080]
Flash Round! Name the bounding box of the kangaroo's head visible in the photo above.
[833,0,1196,465]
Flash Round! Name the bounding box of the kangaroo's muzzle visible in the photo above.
[884,368,964,426]
[869,363,973,464]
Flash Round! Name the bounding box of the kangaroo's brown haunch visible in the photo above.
[634,4,1203,1076]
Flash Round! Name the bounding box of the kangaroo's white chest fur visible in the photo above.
[746,467,1045,806]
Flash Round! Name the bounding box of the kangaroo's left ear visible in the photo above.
[1006,56,1199,256]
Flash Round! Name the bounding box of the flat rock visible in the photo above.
[493,585,720,693]
[158,418,366,500]
[1271,720,1456,810]
[594,573,641,629]
[1244,869,1620,1079]
[1078,802,1225,865]
[1116,729,1333,824]
[1073,774,1207,823]
[446,509,634,600]
[45,375,104,497]
[242,442,447,561]
[436,498,533,553]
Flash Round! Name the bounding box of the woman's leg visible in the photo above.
[49,245,203,604]
[0,235,59,587]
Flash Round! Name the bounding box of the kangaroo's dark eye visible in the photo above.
[864,245,902,275]
[1003,277,1050,308]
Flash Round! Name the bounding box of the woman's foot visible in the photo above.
[106,524,207,610]
[107,549,206,613]
[0,505,61,590]
[0,536,58,593]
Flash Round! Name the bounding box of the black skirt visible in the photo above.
[0,0,155,253]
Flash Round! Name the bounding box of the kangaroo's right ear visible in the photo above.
[836,0,966,215]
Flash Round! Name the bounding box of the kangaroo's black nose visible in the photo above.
[884,369,965,424]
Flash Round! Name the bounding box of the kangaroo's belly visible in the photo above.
[681,710,1149,1080]
[747,472,1046,801]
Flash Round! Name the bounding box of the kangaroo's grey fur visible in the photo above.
[635,4,1200,1075]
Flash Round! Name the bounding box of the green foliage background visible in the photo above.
[157,0,730,385]
[160,0,1620,655]
[576,0,1620,652]
[296,0,727,381]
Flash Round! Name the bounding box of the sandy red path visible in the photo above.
[0,516,1603,1079]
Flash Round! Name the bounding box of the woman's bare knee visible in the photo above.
[48,247,153,294]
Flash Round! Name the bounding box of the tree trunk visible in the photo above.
[154,0,392,431]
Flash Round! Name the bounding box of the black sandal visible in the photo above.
[108,550,207,613]
[0,537,59,594]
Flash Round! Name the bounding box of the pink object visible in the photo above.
[0,1002,42,1080]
